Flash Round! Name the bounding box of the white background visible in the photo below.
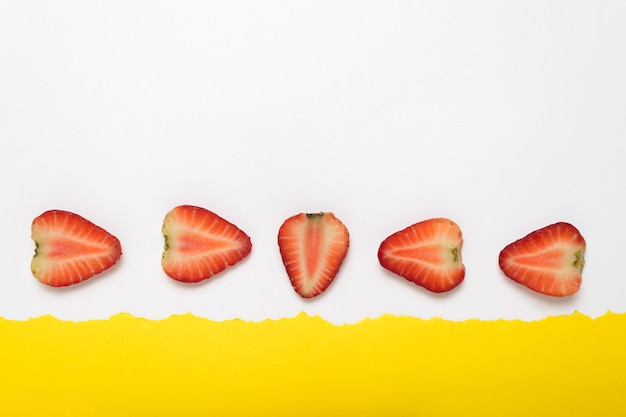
[1,1,625,323]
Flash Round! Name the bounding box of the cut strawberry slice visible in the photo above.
[30,210,122,287]
[378,218,465,293]
[278,212,350,298]
[499,222,586,297]
[161,205,252,283]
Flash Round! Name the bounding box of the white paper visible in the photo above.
[1,0,625,323]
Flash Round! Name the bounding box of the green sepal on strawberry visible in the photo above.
[278,212,350,298]
[161,205,252,283]
[498,222,586,297]
[378,218,465,293]
[30,210,122,287]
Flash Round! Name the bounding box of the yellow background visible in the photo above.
[2,312,625,416]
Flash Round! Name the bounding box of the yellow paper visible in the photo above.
[1,312,625,416]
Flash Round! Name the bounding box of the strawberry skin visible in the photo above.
[278,212,350,298]
[161,205,252,283]
[31,210,122,287]
[499,222,586,297]
[378,218,465,293]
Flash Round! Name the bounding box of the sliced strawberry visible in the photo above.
[30,210,122,287]
[161,205,252,283]
[378,218,465,293]
[278,212,350,298]
[499,222,586,297]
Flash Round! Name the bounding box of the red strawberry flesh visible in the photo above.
[31,210,122,287]
[378,218,465,293]
[161,205,252,283]
[278,212,350,298]
[499,222,585,297]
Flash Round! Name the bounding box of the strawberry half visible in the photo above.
[161,205,252,283]
[30,210,122,287]
[277,212,350,298]
[378,218,465,293]
[498,222,586,297]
